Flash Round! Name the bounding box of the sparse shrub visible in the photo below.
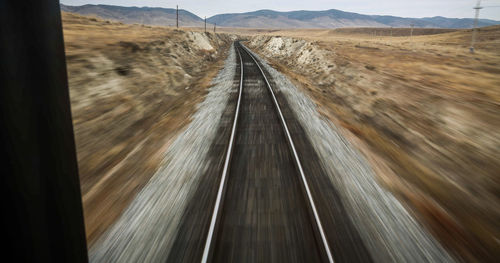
[119,41,140,52]
[365,65,376,71]
[115,66,131,76]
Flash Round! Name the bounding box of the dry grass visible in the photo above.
[218,26,457,37]
[63,11,500,258]
[62,12,232,246]
[246,26,500,262]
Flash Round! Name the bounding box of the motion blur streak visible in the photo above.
[246,30,500,261]
[61,8,499,262]
[89,45,237,262]
[246,48,455,262]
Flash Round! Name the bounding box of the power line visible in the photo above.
[469,0,500,53]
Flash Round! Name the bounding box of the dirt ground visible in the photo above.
[62,12,233,246]
[246,26,500,262]
[62,10,499,260]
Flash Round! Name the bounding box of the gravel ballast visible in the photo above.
[89,44,237,263]
[244,45,455,263]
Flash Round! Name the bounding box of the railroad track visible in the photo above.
[200,42,334,263]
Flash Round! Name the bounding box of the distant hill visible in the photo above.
[208,9,385,28]
[61,4,500,29]
[208,9,500,29]
[60,4,205,27]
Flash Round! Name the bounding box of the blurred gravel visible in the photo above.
[89,41,455,262]
[245,47,455,263]
[89,44,237,262]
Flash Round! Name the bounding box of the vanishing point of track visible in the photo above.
[200,42,334,263]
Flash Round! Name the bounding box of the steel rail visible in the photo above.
[201,43,244,263]
[240,43,335,263]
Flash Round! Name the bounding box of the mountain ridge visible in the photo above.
[208,9,500,28]
[61,4,205,27]
[61,4,500,29]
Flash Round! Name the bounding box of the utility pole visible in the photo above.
[204,16,206,33]
[390,26,393,37]
[176,5,179,28]
[410,23,414,38]
[214,22,216,33]
[470,0,483,53]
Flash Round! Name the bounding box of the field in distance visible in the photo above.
[244,25,500,262]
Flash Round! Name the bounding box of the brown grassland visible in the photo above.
[62,10,499,261]
[62,12,232,246]
[245,26,500,261]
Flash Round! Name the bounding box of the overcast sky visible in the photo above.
[60,0,500,20]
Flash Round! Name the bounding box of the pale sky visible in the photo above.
[60,0,500,20]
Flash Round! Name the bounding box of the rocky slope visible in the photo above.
[245,47,454,263]
[90,43,238,262]
[62,12,233,246]
[247,27,500,262]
